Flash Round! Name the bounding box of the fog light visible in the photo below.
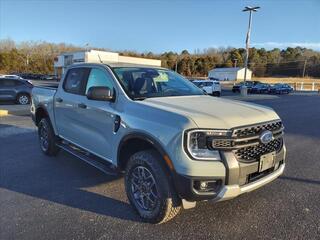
[200,181,208,190]
[193,180,222,194]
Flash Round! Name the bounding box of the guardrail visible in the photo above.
[290,82,320,91]
[219,81,320,92]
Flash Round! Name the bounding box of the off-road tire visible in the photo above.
[38,117,60,156]
[125,150,181,224]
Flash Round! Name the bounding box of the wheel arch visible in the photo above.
[16,92,31,102]
[16,91,31,98]
[117,132,175,174]
[35,105,50,126]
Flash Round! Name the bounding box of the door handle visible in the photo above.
[78,103,87,109]
[56,97,63,103]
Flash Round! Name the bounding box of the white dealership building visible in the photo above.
[208,67,252,81]
[54,50,161,78]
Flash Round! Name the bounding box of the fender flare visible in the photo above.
[117,132,174,171]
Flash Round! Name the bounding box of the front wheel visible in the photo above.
[38,118,60,156]
[125,150,181,224]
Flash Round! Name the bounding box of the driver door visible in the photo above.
[79,67,118,161]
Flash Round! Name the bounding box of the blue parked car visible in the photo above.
[270,84,293,94]
[0,78,33,104]
[251,83,271,94]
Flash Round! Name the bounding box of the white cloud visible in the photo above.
[252,42,320,50]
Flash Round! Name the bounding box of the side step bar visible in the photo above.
[56,142,119,176]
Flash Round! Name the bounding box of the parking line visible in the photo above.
[0,110,9,116]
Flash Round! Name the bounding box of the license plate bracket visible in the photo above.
[259,151,276,172]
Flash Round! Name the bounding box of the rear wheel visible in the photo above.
[213,92,221,97]
[38,118,60,156]
[125,150,181,224]
[16,93,30,105]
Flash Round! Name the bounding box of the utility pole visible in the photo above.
[302,59,307,78]
[243,6,260,83]
[175,56,179,72]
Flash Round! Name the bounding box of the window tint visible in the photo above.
[85,68,114,94]
[64,68,90,95]
[1,79,16,86]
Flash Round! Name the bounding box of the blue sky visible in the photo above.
[0,0,319,53]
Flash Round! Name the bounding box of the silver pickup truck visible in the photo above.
[31,63,286,223]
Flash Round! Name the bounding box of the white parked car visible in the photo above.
[0,74,24,80]
[193,80,221,96]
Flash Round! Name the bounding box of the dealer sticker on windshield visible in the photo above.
[259,151,276,172]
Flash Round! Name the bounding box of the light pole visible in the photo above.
[243,6,260,83]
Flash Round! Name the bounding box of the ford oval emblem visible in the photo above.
[260,130,273,144]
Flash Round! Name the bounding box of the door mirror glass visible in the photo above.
[86,86,114,101]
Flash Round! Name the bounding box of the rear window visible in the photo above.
[63,68,90,95]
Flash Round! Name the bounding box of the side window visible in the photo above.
[63,68,90,95]
[15,81,23,86]
[85,68,114,94]
[3,79,15,86]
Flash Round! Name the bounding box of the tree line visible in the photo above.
[1,39,320,78]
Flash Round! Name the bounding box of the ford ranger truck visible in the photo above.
[31,63,286,224]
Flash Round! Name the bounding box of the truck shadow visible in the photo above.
[279,176,320,185]
[0,131,141,222]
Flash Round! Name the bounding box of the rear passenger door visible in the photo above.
[54,67,91,146]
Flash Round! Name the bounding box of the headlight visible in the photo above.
[185,129,230,161]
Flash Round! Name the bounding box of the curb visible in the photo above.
[0,109,30,117]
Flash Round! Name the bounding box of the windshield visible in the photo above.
[113,67,204,100]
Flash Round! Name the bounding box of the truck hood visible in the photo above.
[140,95,280,129]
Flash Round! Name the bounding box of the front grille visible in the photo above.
[212,139,233,148]
[207,120,284,163]
[233,121,282,138]
[234,138,283,162]
[232,120,284,163]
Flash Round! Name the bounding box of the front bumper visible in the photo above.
[214,163,285,202]
[173,144,286,202]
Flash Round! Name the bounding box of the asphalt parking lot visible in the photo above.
[1,94,320,240]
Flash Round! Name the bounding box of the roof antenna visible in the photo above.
[98,54,103,64]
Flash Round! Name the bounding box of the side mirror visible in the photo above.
[86,86,114,101]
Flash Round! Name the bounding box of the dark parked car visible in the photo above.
[251,83,271,94]
[270,83,293,94]
[0,78,33,104]
[232,81,261,93]
[40,74,60,81]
